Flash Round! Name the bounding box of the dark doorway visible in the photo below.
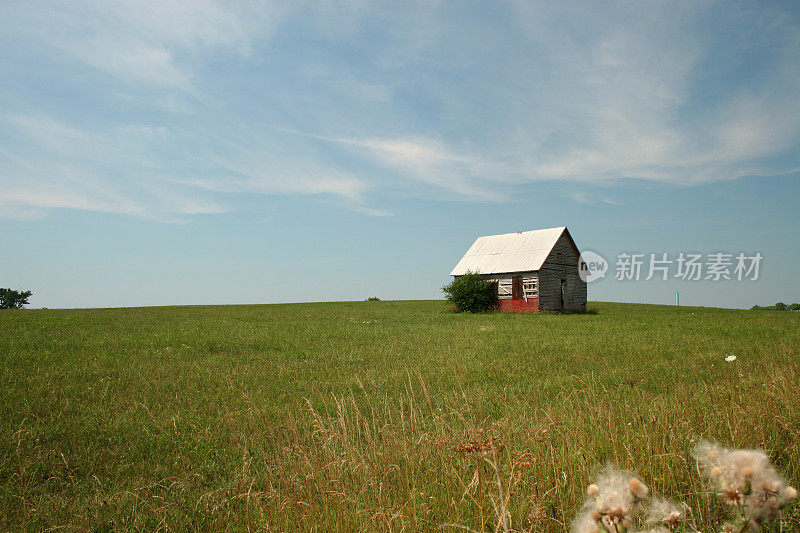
[560,279,566,309]
[512,276,523,300]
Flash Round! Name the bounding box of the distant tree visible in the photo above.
[752,302,800,311]
[442,271,498,313]
[366,297,381,301]
[0,288,33,309]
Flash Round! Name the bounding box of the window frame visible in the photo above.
[522,276,539,299]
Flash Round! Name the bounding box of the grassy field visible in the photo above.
[1,301,799,531]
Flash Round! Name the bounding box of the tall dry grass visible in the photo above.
[195,362,800,531]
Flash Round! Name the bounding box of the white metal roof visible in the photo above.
[449,226,569,276]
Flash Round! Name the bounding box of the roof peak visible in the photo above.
[478,226,566,238]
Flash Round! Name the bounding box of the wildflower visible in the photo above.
[694,440,798,528]
[630,477,649,500]
[570,510,599,533]
[725,355,737,362]
[453,436,505,455]
[571,465,648,533]
[645,498,683,529]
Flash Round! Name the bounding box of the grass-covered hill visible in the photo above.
[1,301,798,530]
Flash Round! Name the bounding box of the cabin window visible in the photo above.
[490,276,536,299]
[497,278,513,299]
[522,277,539,299]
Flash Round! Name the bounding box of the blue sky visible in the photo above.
[1,1,799,309]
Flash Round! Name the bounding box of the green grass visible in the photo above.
[1,301,798,531]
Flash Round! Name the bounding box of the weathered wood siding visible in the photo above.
[538,233,587,311]
[478,272,538,285]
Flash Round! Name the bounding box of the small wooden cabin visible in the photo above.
[449,226,587,312]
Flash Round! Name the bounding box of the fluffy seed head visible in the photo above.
[569,510,599,533]
[572,464,648,532]
[630,477,649,499]
[694,440,796,523]
[646,497,684,528]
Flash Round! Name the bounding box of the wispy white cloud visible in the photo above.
[0,115,229,221]
[262,2,799,202]
[284,131,507,200]
[0,188,141,217]
[354,137,470,167]
[568,192,621,206]
[2,0,275,90]
[501,2,800,185]
[182,173,369,202]
[69,40,194,89]
[0,156,147,219]
[0,112,384,221]
[2,0,798,221]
